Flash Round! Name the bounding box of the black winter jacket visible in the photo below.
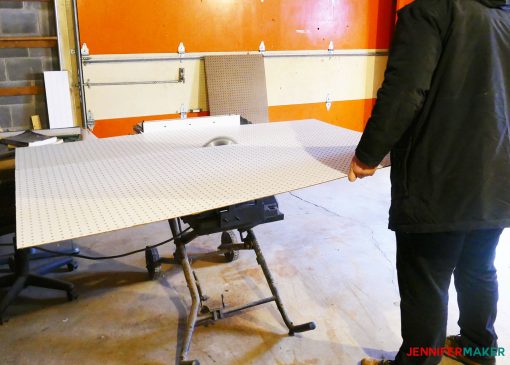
[355,0,510,233]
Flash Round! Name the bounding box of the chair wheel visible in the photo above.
[224,250,239,262]
[7,256,15,272]
[67,289,78,301]
[221,231,239,262]
[67,261,79,272]
[145,247,162,280]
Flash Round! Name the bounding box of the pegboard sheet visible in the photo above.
[16,120,371,248]
[205,54,269,123]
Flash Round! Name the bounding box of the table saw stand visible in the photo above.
[145,197,316,365]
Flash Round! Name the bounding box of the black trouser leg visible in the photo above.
[394,232,465,365]
[454,229,501,349]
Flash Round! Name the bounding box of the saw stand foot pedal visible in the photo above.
[180,361,199,365]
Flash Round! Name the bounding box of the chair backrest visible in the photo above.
[0,153,15,237]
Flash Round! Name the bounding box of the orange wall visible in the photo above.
[78,0,396,137]
[92,112,209,138]
[93,100,376,138]
[77,0,395,54]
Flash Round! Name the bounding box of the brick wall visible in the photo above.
[0,1,59,132]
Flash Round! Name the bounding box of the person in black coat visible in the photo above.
[349,1,510,364]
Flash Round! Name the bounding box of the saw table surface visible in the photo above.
[15,119,372,248]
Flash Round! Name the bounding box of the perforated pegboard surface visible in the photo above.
[16,120,385,248]
[205,54,269,123]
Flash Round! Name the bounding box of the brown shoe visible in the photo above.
[445,335,496,365]
[360,358,395,365]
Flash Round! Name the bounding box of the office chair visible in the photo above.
[0,152,78,323]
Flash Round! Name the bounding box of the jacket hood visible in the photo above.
[476,0,510,8]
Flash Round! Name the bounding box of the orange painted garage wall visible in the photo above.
[92,112,210,138]
[92,100,376,138]
[77,0,395,54]
[78,0,397,138]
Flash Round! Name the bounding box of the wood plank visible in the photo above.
[0,37,58,49]
[56,0,83,127]
[0,86,44,97]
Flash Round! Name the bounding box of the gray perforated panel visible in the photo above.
[205,54,269,123]
[15,120,384,248]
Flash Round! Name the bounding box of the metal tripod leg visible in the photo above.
[246,229,316,335]
[176,242,201,365]
[169,219,200,365]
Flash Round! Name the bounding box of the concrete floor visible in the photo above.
[1,167,509,365]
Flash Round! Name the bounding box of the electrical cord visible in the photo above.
[34,226,192,260]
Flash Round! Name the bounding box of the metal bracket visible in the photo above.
[200,306,225,322]
[178,67,185,83]
[80,42,89,56]
[259,41,266,53]
[83,67,185,87]
[326,94,332,111]
[86,110,95,130]
[178,42,186,55]
[180,104,187,119]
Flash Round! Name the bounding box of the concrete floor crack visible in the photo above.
[288,191,399,294]
[288,191,349,219]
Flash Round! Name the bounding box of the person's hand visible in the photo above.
[348,155,377,182]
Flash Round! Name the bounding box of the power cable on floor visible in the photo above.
[34,227,192,260]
